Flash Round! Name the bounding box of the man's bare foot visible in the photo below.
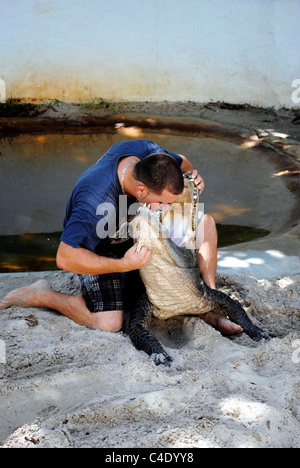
[0,280,52,310]
[200,313,243,336]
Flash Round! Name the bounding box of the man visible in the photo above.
[0,139,242,336]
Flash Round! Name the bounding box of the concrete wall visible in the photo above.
[0,0,299,108]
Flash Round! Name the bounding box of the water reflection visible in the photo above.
[0,131,293,272]
[0,225,270,273]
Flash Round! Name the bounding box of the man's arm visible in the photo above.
[56,241,151,275]
[178,154,193,173]
[178,154,205,194]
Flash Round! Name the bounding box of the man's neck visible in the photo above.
[118,156,139,196]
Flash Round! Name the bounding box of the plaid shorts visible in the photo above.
[78,272,125,312]
[78,269,146,313]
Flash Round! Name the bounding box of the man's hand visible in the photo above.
[178,154,205,194]
[191,169,205,194]
[121,243,152,271]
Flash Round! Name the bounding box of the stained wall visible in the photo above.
[0,0,299,107]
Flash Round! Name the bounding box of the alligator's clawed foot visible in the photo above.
[246,325,276,342]
[151,352,173,367]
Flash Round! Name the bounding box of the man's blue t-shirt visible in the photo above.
[61,140,182,254]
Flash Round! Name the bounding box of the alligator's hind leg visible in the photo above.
[203,284,275,342]
[219,296,274,341]
[128,294,173,367]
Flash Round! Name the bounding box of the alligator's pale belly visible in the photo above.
[140,260,213,319]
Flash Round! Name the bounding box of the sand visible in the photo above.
[0,102,300,448]
[0,267,299,448]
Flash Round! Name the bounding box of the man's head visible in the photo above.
[132,153,184,207]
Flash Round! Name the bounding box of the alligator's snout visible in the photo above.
[130,204,165,244]
[136,204,162,219]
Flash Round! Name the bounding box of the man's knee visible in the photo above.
[93,310,123,332]
[204,214,217,235]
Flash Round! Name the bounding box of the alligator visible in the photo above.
[125,175,274,367]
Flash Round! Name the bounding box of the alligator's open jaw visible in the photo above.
[116,174,201,251]
[130,204,167,253]
[131,200,198,253]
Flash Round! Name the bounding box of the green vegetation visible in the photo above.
[0,97,42,117]
[79,97,115,113]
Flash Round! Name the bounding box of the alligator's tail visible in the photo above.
[200,278,275,341]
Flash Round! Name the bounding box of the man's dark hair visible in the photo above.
[133,153,184,195]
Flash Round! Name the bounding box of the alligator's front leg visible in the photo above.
[128,294,173,367]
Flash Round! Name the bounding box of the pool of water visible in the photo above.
[0,130,294,272]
